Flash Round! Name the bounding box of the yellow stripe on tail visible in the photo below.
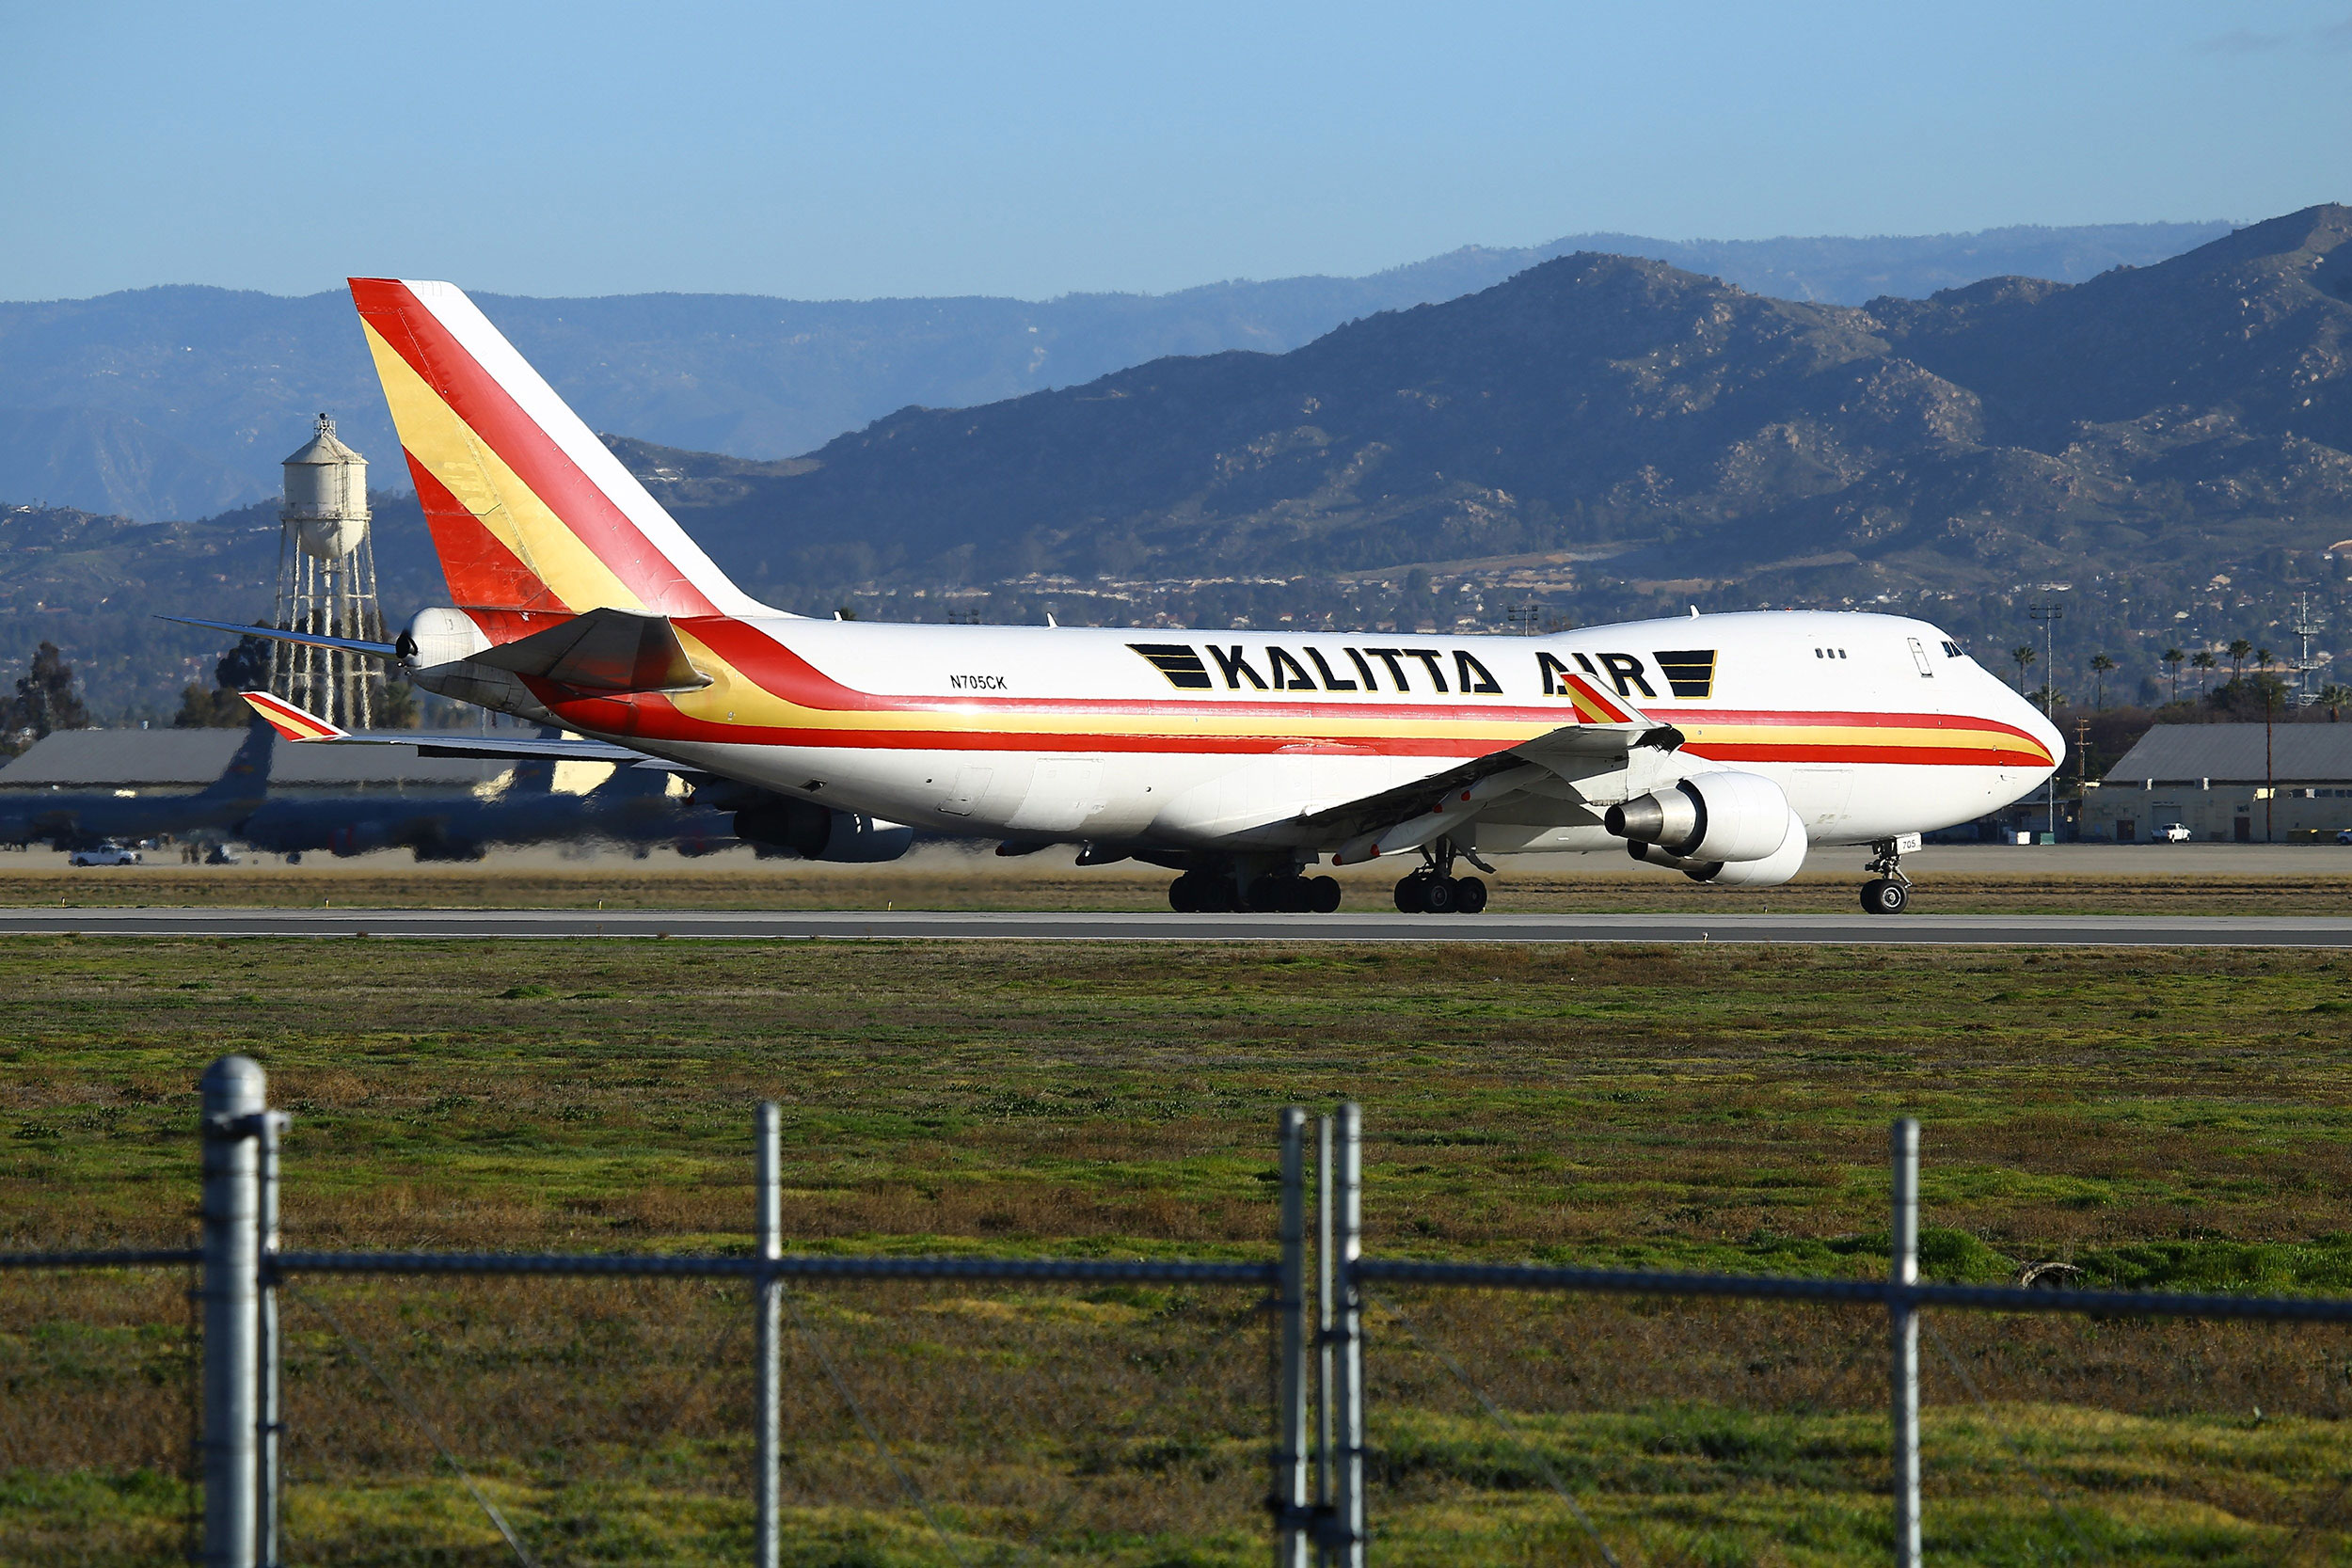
[240,691,348,742]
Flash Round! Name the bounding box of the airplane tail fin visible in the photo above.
[347,277,771,626]
[195,713,279,806]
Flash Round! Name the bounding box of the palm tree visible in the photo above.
[2256,647,2284,709]
[2090,653,2116,710]
[2229,638,2252,683]
[2163,647,2185,703]
[2192,650,2217,697]
[2011,645,2036,695]
[2319,683,2352,714]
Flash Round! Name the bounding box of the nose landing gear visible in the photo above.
[1860,837,1912,915]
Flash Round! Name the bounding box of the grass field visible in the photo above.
[6,859,2352,914]
[7,936,2352,1563]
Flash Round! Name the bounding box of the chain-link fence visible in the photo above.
[12,1063,2352,1567]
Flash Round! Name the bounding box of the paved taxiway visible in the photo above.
[3,908,2349,946]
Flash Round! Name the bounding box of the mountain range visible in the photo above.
[616,204,2351,698]
[0,222,2228,520]
[5,209,2344,721]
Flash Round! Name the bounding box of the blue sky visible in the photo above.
[2,0,2345,303]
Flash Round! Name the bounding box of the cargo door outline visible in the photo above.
[1006,758,1106,832]
[1792,766,1855,831]
[939,765,994,816]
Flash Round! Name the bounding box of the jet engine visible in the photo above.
[1621,805,1809,887]
[1606,771,1794,864]
[730,795,914,863]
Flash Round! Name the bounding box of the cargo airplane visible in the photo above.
[180,278,2062,915]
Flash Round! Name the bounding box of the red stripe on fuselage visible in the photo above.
[350,277,720,619]
[661,619,2055,765]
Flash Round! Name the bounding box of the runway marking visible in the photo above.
[2,908,2350,947]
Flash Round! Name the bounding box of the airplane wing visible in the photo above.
[237,691,684,769]
[1297,697,1683,863]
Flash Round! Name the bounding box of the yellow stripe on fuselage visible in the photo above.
[661,632,2040,761]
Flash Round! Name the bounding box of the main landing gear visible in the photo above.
[1860,837,1912,915]
[1168,868,1341,913]
[1393,838,1490,915]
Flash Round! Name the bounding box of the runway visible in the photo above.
[4,907,2350,946]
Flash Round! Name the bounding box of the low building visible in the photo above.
[0,726,512,800]
[2084,723,2352,843]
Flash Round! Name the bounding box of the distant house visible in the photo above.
[2085,723,2352,843]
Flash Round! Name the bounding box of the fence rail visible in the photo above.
[1357,1259,2352,1323]
[10,1053,2352,1567]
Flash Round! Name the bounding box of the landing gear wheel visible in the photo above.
[1392,873,1429,913]
[1452,876,1487,914]
[1247,875,1299,913]
[1419,875,1457,913]
[1309,875,1342,913]
[1861,878,1908,915]
[1171,871,1238,912]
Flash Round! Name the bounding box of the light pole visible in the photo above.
[2029,604,2064,840]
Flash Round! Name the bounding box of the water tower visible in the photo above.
[270,413,386,727]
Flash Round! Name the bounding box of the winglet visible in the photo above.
[1557,672,1645,726]
[239,690,348,741]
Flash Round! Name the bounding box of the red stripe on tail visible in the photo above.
[351,277,720,618]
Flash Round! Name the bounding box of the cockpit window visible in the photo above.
[1941,641,1963,658]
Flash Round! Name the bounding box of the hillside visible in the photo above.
[0,495,448,720]
[8,210,2344,719]
[619,206,2352,689]
[0,406,264,521]
[0,223,2226,518]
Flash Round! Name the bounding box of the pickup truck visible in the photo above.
[68,843,143,866]
[2158,823,2193,843]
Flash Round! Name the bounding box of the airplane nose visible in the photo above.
[2016,690,2066,777]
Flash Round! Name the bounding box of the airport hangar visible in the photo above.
[2084,721,2352,843]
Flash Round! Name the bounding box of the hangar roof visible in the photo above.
[2102,721,2352,785]
[0,728,509,790]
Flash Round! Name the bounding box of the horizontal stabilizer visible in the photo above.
[163,614,400,659]
[470,608,712,694]
[239,690,677,768]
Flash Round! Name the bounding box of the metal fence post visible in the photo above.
[1315,1113,1336,1561]
[755,1102,782,1568]
[256,1105,288,1568]
[1891,1118,1921,1568]
[199,1055,264,1568]
[1276,1109,1311,1567]
[1330,1103,1364,1568]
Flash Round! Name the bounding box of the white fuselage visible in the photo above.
[536,608,2062,861]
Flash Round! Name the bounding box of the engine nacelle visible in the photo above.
[1623,805,1809,887]
[733,797,914,863]
[1689,808,1808,886]
[1606,770,1792,863]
